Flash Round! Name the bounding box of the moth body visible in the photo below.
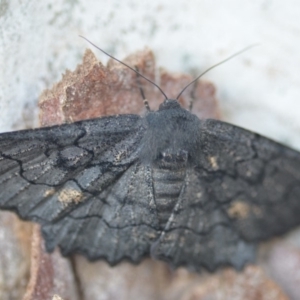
[140,99,200,227]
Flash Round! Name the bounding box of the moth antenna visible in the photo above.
[135,66,151,111]
[188,81,198,111]
[176,44,260,101]
[79,36,168,100]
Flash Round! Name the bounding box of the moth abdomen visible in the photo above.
[152,162,187,227]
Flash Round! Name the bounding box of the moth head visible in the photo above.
[159,99,181,111]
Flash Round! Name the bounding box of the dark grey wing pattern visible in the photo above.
[0,114,157,263]
[42,162,160,263]
[151,167,256,272]
[196,119,300,241]
[151,119,300,271]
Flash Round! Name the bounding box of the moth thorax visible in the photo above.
[157,149,188,169]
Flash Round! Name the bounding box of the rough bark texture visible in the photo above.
[22,226,79,300]
[39,49,220,126]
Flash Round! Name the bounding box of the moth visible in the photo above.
[1,41,300,273]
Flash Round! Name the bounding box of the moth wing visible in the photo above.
[196,119,300,242]
[151,166,256,272]
[152,119,300,271]
[42,162,160,264]
[0,114,157,262]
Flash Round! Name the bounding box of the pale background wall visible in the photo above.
[1,0,300,150]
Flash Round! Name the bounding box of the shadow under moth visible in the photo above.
[1,41,300,273]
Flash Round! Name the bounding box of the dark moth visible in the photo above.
[1,47,300,273]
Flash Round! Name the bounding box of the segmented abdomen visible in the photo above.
[152,167,186,228]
